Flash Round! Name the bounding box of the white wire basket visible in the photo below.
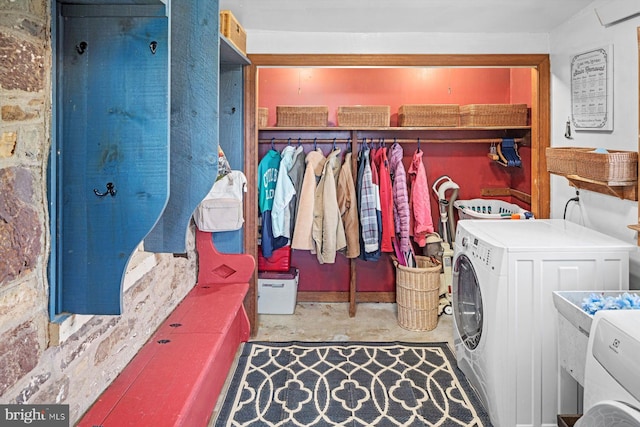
[454,198,531,220]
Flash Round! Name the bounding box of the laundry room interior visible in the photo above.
[3,1,640,426]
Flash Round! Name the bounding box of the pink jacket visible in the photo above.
[407,149,434,246]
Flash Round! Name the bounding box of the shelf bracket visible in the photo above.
[565,174,638,201]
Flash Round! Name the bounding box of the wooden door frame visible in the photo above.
[243,54,551,335]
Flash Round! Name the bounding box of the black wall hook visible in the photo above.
[149,41,158,54]
[76,41,87,55]
[94,182,116,197]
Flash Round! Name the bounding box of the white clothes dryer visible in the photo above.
[576,310,640,427]
[452,219,634,427]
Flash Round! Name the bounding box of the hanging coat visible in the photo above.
[389,143,411,255]
[357,147,379,255]
[258,149,288,257]
[337,152,360,258]
[272,145,296,240]
[291,149,325,250]
[287,145,305,238]
[312,148,346,263]
[373,147,395,253]
[407,149,435,246]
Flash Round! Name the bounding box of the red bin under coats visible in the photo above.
[257,245,292,272]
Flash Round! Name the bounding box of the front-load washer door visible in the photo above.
[453,254,483,350]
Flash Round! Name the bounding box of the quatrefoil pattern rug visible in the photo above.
[214,341,491,426]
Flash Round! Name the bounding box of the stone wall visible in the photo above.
[0,1,197,423]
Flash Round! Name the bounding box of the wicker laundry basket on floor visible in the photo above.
[394,256,441,331]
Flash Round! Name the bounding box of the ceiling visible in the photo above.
[220,0,594,34]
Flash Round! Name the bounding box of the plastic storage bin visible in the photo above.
[257,245,291,272]
[258,268,299,314]
[453,198,531,220]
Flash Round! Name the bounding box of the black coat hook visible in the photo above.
[76,41,87,55]
[94,182,116,197]
[313,137,317,150]
[271,138,275,150]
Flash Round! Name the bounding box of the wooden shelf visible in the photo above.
[259,126,531,144]
[563,174,638,201]
[220,34,250,65]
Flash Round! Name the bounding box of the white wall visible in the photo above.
[246,30,549,54]
[549,0,640,287]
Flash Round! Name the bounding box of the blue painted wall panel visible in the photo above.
[215,65,245,253]
[59,14,169,314]
[144,0,220,253]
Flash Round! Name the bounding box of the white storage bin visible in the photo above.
[258,268,299,314]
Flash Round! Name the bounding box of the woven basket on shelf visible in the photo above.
[220,10,246,54]
[337,105,390,127]
[276,106,328,127]
[398,104,460,127]
[394,256,441,332]
[460,104,528,127]
[546,147,592,176]
[574,149,638,184]
[258,107,268,128]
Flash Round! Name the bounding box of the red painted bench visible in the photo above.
[78,230,254,427]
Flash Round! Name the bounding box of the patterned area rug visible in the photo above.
[214,341,492,426]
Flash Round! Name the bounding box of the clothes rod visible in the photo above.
[258,138,526,144]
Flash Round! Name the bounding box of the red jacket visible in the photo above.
[373,147,395,252]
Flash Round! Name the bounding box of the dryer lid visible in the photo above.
[576,400,640,427]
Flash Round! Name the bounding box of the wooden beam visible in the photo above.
[481,187,532,205]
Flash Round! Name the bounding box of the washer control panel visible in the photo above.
[455,228,503,273]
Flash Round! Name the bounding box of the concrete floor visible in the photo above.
[253,302,454,346]
[210,302,455,425]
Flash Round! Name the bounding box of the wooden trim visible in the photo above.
[297,291,395,303]
[356,292,396,303]
[297,291,350,302]
[533,56,551,219]
[637,28,640,245]
[248,53,550,68]
[244,64,259,336]
[244,53,552,334]
[481,187,532,205]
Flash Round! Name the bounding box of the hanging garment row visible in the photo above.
[257,138,436,266]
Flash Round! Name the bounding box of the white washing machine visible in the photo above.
[452,219,634,427]
[576,310,640,427]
